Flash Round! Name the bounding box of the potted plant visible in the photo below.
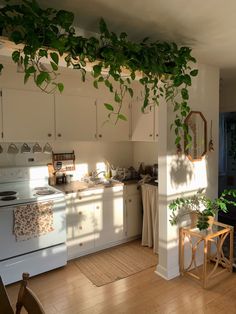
[169,188,236,230]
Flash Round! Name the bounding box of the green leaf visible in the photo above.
[181,88,189,100]
[26,66,36,74]
[93,64,102,78]
[50,52,59,65]
[36,72,49,86]
[118,114,127,121]
[39,49,48,58]
[104,103,114,111]
[24,73,30,84]
[115,92,121,103]
[57,83,64,93]
[93,80,98,89]
[50,62,58,71]
[12,51,20,63]
[190,69,198,77]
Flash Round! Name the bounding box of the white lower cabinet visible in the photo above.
[94,195,124,248]
[124,184,143,238]
[66,184,142,260]
[66,186,125,260]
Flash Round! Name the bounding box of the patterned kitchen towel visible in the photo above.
[13,201,54,241]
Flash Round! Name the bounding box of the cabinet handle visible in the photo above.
[79,226,82,230]
[99,134,102,138]
[58,133,62,137]
[48,133,52,137]
[79,211,82,215]
[129,199,132,202]
[149,134,153,137]
[156,134,158,137]
[79,243,83,246]
[96,206,100,210]
[79,196,82,200]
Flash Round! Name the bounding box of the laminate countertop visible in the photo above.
[54,179,125,194]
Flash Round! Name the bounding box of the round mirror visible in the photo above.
[184,111,207,162]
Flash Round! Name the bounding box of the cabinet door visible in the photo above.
[55,94,96,141]
[66,194,95,259]
[2,88,54,141]
[126,195,143,238]
[131,98,155,141]
[94,193,124,247]
[96,96,130,141]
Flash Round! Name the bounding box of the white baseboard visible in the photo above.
[155,264,180,280]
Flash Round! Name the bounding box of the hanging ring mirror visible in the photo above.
[184,111,207,162]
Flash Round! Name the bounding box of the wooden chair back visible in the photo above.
[0,275,14,314]
[16,273,45,314]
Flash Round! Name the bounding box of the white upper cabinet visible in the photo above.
[55,93,96,141]
[96,96,130,141]
[131,96,159,142]
[131,96,155,141]
[2,88,54,141]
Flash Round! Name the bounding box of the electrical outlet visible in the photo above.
[28,158,34,162]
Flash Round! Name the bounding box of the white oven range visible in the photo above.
[0,181,67,285]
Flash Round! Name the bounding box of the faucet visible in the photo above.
[91,170,106,180]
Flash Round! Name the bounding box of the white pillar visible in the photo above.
[156,63,219,279]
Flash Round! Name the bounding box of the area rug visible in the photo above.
[74,240,158,286]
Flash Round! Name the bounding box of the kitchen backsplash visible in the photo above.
[0,141,158,181]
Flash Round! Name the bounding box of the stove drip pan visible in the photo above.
[35,189,55,195]
[0,191,17,197]
[1,196,17,201]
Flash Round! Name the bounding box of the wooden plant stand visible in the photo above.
[179,221,233,288]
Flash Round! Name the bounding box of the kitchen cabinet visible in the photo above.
[66,192,96,259]
[66,186,124,260]
[1,88,54,141]
[94,188,124,247]
[131,97,159,142]
[55,93,96,141]
[96,96,131,141]
[124,184,142,238]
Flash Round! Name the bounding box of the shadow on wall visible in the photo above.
[170,155,194,188]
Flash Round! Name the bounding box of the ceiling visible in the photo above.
[2,0,236,79]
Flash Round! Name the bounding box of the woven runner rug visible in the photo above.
[74,240,158,287]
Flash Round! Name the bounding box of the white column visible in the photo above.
[156,63,219,279]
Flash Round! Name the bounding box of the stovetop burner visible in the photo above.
[35,189,55,196]
[0,191,17,197]
[1,196,17,201]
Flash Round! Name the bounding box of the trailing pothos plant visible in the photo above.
[0,0,198,148]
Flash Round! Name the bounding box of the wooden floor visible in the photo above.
[6,257,236,314]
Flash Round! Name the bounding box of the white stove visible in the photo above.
[0,181,64,207]
[0,179,67,285]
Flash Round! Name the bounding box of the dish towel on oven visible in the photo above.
[13,201,54,241]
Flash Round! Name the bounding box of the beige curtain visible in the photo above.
[141,184,158,253]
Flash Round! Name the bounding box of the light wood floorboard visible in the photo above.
[6,258,236,313]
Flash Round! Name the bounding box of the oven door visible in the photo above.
[0,196,66,261]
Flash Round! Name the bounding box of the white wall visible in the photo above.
[156,63,219,280]
[132,142,158,170]
[220,78,236,112]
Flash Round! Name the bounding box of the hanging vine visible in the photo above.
[0,0,198,148]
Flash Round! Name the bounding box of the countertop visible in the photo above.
[53,178,156,195]
[54,179,125,194]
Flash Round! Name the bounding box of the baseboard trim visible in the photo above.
[155,264,180,280]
